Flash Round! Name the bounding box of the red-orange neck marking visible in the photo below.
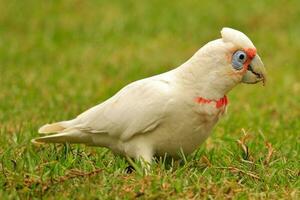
[195,95,228,108]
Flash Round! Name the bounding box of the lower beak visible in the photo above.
[242,54,266,85]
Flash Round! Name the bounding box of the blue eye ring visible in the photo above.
[232,50,247,70]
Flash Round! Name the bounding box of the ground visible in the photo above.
[0,0,299,199]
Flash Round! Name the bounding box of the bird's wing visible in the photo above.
[74,76,173,141]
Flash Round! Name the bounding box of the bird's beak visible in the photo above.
[242,54,266,85]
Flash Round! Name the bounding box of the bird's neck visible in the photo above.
[173,58,236,100]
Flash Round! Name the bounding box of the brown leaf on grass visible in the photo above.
[120,175,152,199]
[264,142,274,165]
[54,168,103,183]
[23,168,103,193]
[200,156,212,167]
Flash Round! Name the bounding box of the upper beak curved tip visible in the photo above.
[242,54,266,85]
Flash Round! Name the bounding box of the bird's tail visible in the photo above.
[38,121,69,134]
[32,120,92,144]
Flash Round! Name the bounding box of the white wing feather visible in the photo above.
[73,75,172,141]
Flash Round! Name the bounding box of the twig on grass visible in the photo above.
[237,129,252,160]
[215,166,260,180]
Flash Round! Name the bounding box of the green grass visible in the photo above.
[0,0,299,199]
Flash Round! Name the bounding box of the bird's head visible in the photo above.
[183,27,266,98]
[219,27,266,85]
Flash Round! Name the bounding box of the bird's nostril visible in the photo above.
[247,64,252,71]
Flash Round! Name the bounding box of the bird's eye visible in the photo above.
[232,50,247,70]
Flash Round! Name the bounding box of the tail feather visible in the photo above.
[32,128,93,144]
[33,119,93,144]
[38,123,65,134]
[38,120,76,134]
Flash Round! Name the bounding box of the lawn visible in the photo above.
[0,0,299,199]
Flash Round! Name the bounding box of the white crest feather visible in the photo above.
[221,27,255,49]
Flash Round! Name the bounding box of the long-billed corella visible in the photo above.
[32,28,266,164]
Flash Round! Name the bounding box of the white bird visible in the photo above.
[32,28,266,163]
